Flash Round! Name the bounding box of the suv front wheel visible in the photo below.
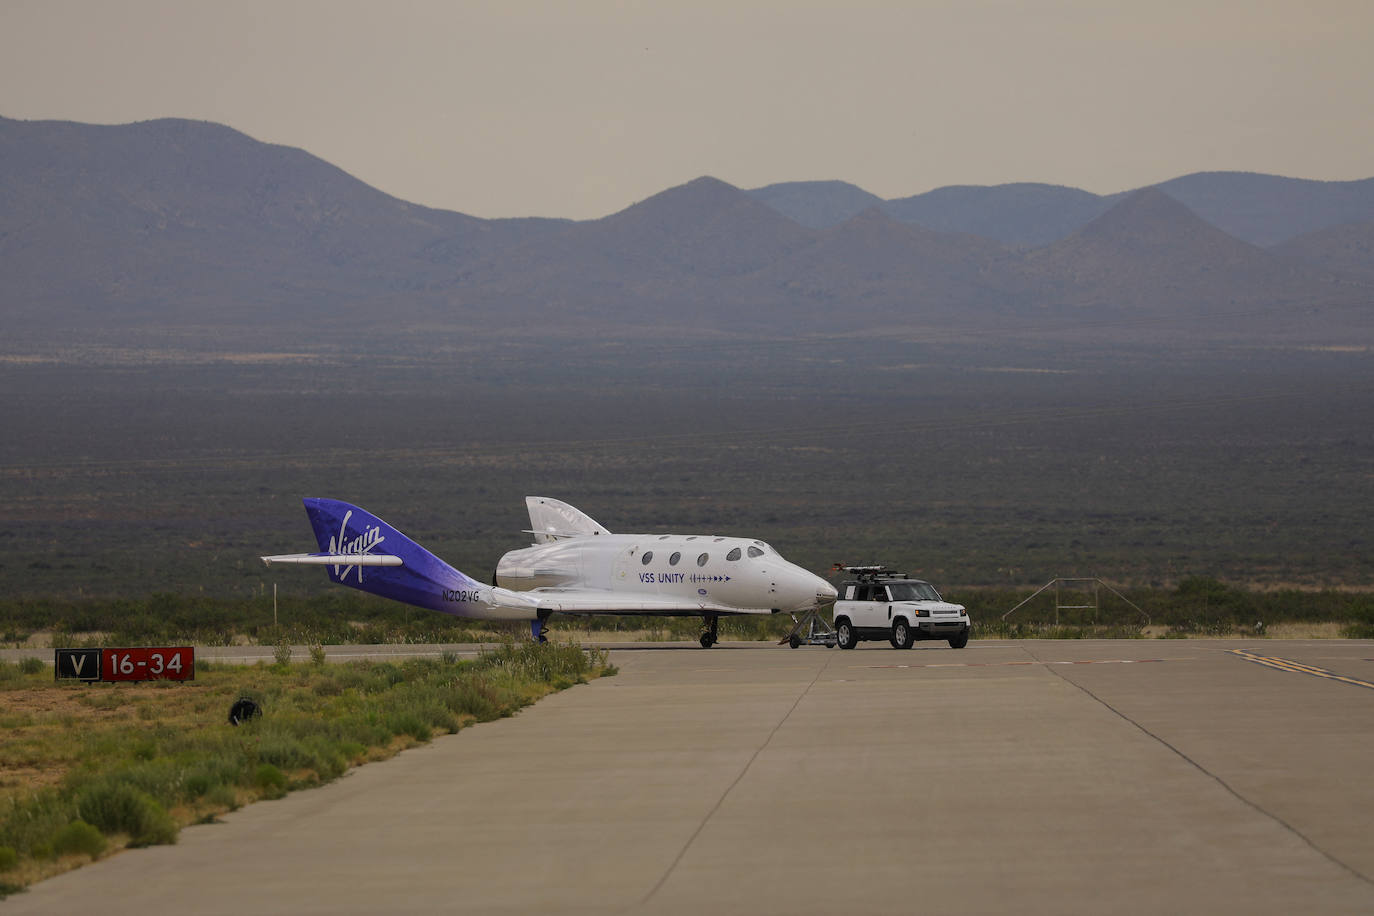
[891,619,914,649]
[836,619,858,650]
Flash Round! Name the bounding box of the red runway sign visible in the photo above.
[100,647,195,682]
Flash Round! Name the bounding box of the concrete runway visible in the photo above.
[8,639,1374,914]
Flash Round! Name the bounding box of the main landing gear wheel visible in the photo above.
[699,614,719,649]
[891,619,914,649]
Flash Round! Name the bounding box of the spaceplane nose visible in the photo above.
[816,580,838,603]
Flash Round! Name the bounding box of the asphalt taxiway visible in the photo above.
[8,639,1374,914]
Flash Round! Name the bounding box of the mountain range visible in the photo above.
[2,116,1372,345]
[751,173,1374,248]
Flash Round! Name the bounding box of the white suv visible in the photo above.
[832,569,970,649]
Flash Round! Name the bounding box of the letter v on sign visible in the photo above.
[54,648,102,681]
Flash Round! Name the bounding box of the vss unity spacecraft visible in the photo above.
[261,497,837,647]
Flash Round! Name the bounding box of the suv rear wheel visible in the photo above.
[891,619,914,649]
[836,619,858,650]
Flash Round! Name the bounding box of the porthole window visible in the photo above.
[669,552,681,566]
[697,553,709,567]
[747,546,764,558]
[641,551,654,565]
[726,547,742,561]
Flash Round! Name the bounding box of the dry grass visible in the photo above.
[1137,622,1350,640]
[0,643,612,894]
[1259,622,1351,640]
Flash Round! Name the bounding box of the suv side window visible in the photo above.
[871,586,888,602]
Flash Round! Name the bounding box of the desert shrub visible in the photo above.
[52,820,106,859]
[253,764,286,799]
[445,679,504,722]
[477,640,603,683]
[272,635,293,667]
[205,784,240,812]
[299,738,348,782]
[383,711,432,742]
[75,782,177,847]
[255,734,318,772]
[180,757,241,802]
[0,790,76,857]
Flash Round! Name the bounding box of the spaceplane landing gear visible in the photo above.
[531,613,551,644]
[699,614,719,648]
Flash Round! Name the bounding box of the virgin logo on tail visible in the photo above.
[327,510,386,583]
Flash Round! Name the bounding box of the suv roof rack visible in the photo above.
[831,564,908,581]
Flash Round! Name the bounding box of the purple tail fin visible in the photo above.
[301,498,479,614]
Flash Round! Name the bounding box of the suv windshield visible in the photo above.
[887,582,941,602]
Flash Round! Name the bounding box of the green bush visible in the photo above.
[272,635,293,668]
[298,738,347,782]
[384,711,432,741]
[75,783,177,847]
[445,679,504,722]
[255,734,318,772]
[80,759,179,802]
[0,847,16,871]
[180,757,241,802]
[0,789,75,857]
[205,784,240,812]
[19,657,44,676]
[52,820,106,859]
[253,764,286,799]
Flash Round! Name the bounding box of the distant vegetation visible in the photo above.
[4,577,1373,649]
[970,577,1374,639]
[2,339,1370,606]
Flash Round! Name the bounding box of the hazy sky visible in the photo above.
[2,0,1371,219]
